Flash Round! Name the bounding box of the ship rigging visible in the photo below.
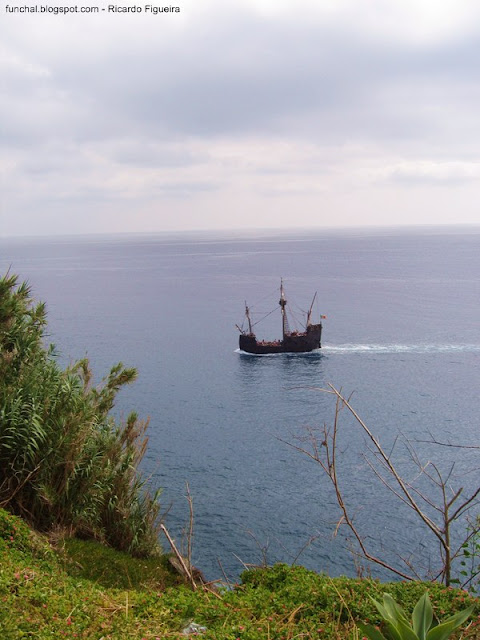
[237,280,325,355]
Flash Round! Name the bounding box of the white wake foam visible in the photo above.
[322,343,480,354]
[234,348,322,357]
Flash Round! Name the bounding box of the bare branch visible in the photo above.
[284,384,480,588]
[327,384,444,542]
[417,432,480,450]
[160,524,197,590]
[185,481,194,573]
[449,486,480,522]
[363,455,415,510]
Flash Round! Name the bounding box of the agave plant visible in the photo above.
[358,592,474,640]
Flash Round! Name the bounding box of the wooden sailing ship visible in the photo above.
[237,281,324,354]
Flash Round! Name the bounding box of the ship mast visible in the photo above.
[245,302,253,335]
[306,292,317,326]
[279,279,290,339]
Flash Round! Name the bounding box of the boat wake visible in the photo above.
[235,348,322,357]
[322,343,480,355]
[236,348,277,357]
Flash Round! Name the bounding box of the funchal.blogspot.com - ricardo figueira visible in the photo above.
[5,4,181,13]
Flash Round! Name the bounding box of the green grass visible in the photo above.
[1,509,478,640]
[60,537,182,591]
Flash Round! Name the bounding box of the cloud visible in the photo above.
[385,161,480,186]
[3,3,479,141]
[2,0,480,235]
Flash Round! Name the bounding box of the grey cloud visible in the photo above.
[109,140,204,168]
[4,9,480,155]
[152,181,222,197]
[3,3,480,235]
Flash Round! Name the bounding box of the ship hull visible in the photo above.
[239,323,322,355]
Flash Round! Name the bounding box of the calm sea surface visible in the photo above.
[1,226,479,581]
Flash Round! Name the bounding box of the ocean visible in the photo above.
[1,226,479,582]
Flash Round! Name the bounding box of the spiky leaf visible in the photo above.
[383,621,403,640]
[372,597,398,626]
[394,618,420,640]
[412,593,433,640]
[426,606,474,640]
[358,622,387,640]
[383,593,409,624]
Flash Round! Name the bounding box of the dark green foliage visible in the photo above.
[0,273,161,556]
[0,507,54,560]
[154,565,479,640]
[1,522,478,640]
[0,506,34,552]
[239,564,479,626]
[453,519,480,595]
[60,537,182,590]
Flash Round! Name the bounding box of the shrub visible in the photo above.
[0,273,161,556]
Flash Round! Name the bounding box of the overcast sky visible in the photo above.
[2,0,480,236]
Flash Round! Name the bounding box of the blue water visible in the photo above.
[1,226,479,582]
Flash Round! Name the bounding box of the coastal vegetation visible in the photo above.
[0,272,161,556]
[1,508,478,639]
[0,272,478,638]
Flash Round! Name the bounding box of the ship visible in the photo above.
[237,280,324,355]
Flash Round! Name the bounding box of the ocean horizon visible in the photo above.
[1,224,479,581]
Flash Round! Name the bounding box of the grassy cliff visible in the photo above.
[1,508,478,639]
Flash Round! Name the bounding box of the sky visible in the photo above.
[2,0,480,236]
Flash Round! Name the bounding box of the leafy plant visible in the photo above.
[454,518,480,595]
[0,273,161,556]
[358,592,474,640]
